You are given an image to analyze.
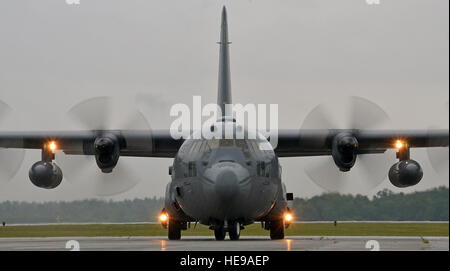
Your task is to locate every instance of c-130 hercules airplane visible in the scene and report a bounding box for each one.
[0,7,448,240]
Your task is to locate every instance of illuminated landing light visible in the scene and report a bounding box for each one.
[159,209,169,228]
[284,213,293,223]
[47,141,57,152]
[159,213,168,222]
[395,140,405,150]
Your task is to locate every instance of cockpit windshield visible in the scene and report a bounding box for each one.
[205,138,272,152]
[207,139,235,149]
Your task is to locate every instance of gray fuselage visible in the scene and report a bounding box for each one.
[164,123,287,227]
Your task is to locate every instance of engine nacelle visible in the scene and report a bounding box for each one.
[332,133,358,172]
[94,135,120,173]
[388,159,423,188]
[29,161,63,189]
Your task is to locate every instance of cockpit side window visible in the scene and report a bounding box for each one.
[256,161,266,177]
[188,161,197,177]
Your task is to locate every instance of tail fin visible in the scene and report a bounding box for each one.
[217,6,232,118]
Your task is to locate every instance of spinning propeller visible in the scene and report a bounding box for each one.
[55,96,153,196]
[0,100,25,185]
[301,96,395,193]
[427,101,449,180]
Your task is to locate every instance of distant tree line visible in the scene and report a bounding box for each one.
[0,197,165,224]
[0,187,448,223]
[292,187,449,221]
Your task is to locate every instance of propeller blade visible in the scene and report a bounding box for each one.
[357,153,394,190]
[348,96,390,129]
[303,153,394,193]
[66,96,112,130]
[0,100,25,185]
[427,147,449,179]
[54,152,92,182]
[301,96,391,193]
[56,96,153,196]
[93,160,141,196]
[304,157,348,192]
[427,101,449,180]
[0,149,25,184]
[301,103,337,129]
[135,92,173,130]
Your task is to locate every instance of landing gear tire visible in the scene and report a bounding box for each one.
[214,225,226,240]
[228,222,240,240]
[168,219,181,240]
[269,219,285,240]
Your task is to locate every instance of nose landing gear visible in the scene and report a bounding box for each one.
[213,221,241,240]
[214,225,226,240]
[228,221,241,240]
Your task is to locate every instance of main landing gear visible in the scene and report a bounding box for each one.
[214,225,226,240]
[228,221,241,240]
[269,219,285,240]
[168,218,182,240]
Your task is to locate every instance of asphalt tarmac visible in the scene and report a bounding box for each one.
[0,236,448,251]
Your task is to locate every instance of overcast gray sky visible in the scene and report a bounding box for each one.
[0,0,448,202]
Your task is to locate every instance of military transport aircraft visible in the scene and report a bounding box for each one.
[0,7,449,240]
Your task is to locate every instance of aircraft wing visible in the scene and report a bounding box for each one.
[274,129,449,157]
[2,129,448,157]
[0,129,183,158]
[1,128,448,193]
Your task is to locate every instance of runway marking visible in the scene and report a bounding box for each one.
[0,236,448,251]
[0,235,448,240]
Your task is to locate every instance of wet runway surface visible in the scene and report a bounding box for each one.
[0,236,448,251]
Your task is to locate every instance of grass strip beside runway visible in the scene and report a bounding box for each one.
[0,222,448,238]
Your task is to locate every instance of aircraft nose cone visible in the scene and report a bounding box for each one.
[214,169,238,201]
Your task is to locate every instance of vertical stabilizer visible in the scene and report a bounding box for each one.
[217,6,232,118]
